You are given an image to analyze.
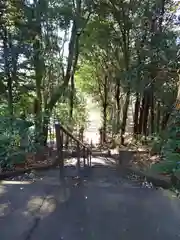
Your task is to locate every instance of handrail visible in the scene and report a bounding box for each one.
[54,122,92,177]
[58,124,91,151]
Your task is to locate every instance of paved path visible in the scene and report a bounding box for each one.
[0,157,180,240]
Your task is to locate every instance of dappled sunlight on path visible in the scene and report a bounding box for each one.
[1,166,180,239]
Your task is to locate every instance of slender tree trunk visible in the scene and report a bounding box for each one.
[115,82,120,133]
[9,32,18,106]
[121,90,130,145]
[138,96,145,134]
[102,76,108,143]
[33,1,44,144]
[42,110,50,146]
[161,109,172,130]
[150,87,155,135]
[133,92,140,137]
[134,50,141,137]
[3,28,13,117]
[47,21,79,111]
[7,69,13,117]
[66,32,80,147]
[69,74,75,120]
[142,91,150,137]
[43,124,49,146]
[65,75,75,148]
[156,101,161,133]
[69,29,79,119]
[102,103,107,143]
[42,17,82,145]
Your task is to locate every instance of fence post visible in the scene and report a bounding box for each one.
[55,124,64,174]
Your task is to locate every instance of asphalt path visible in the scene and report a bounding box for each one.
[0,157,180,240]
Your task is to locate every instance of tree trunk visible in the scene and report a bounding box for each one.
[156,101,161,133]
[3,28,13,117]
[102,76,108,143]
[47,20,79,111]
[150,88,155,135]
[133,92,140,137]
[142,91,150,137]
[69,29,79,120]
[138,96,145,134]
[69,74,75,120]
[42,111,50,146]
[121,90,130,145]
[66,32,80,147]
[32,1,44,144]
[115,82,120,133]
[161,108,172,131]
[102,103,107,143]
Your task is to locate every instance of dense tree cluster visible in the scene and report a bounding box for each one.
[0,0,180,174]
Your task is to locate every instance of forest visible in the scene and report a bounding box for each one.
[0,0,180,177]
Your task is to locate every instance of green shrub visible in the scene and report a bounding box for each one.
[151,109,180,175]
[0,117,33,170]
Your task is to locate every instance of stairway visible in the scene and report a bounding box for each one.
[1,152,180,240]
[84,98,101,145]
[1,116,180,240]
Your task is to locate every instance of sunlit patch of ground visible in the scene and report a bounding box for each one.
[0,185,12,217]
[65,158,78,166]
[26,196,44,214]
[0,203,11,217]
[24,195,57,219]
[1,180,32,185]
[90,157,116,166]
[0,185,7,196]
[64,157,116,167]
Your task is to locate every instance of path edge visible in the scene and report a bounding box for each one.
[0,162,57,180]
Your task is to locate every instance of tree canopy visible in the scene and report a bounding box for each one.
[0,0,180,174]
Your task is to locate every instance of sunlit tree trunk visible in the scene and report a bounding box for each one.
[115,82,121,133]
[150,87,155,135]
[133,92,140,137]
[121,90,130,145]
[102,76,108,143]
[142,91,150,137]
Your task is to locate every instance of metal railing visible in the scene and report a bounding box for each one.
[54,123,92,177]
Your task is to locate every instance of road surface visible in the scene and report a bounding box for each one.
[0,157,180,240]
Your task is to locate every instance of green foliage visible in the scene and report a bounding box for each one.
[0,0,91,150]
[152,109,180,174]
[151,136,164,155]
[54,88,88,130]
[0,0,180,169]
[0,116,34,170]
[76,62,98,97]
[150,130,169,154]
